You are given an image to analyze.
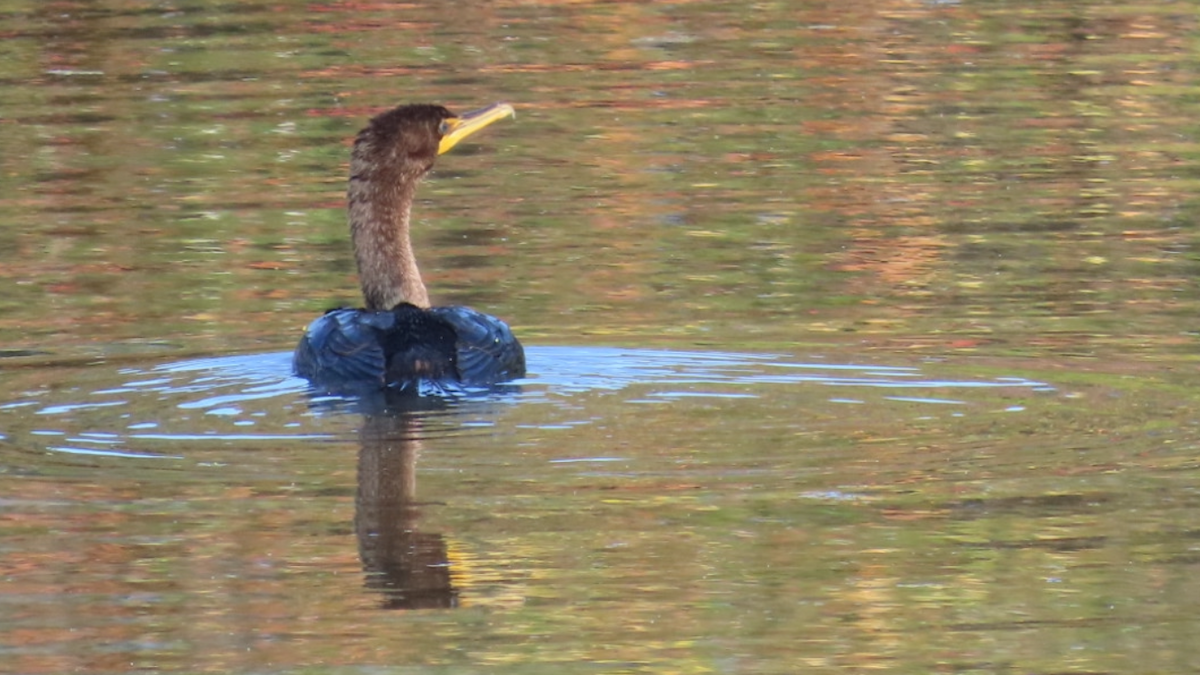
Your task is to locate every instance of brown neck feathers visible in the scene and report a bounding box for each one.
[347,132,433,311]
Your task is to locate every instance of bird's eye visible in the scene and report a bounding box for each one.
[438,121,450,136]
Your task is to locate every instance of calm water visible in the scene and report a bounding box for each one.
[2,1,1200,673]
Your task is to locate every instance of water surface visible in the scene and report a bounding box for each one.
[2,1,1200,673]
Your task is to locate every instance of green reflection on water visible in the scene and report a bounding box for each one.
[1,0,1197,359]
[2,0,1200,673]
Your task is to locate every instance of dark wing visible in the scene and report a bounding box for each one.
[430,305,526,385]
[295,305,523,392]
[293,308,389,389]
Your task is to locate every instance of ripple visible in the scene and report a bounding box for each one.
[0,346,1055,463]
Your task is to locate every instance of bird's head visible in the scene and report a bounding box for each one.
[356,102,515,178]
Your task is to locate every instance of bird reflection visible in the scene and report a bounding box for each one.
[355,411,457,610]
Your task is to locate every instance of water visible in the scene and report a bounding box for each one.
[1,347,1076,672]
[0,347,1051,461]
[3,1,1200,673]
[3,347,1195,673]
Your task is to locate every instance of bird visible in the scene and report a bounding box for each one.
[293,103,525,394]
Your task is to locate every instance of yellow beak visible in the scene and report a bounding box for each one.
[438,103,516,155]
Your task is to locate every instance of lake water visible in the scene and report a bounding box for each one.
[2,1,1200,673]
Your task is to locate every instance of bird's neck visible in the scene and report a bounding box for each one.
[348,167,431,311]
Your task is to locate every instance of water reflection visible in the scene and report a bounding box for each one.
[3,0,1200,670]
[356,411,457,610]
[0,347,1053,464]
[0,345,1060,616]
[0,346,1059,614]
[7,342,1193,672]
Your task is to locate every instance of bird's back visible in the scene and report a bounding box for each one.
[293,304,525,393]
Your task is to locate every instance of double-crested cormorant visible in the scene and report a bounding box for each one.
[293,103,525,393]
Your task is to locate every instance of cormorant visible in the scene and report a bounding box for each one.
[293,103,525,393]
